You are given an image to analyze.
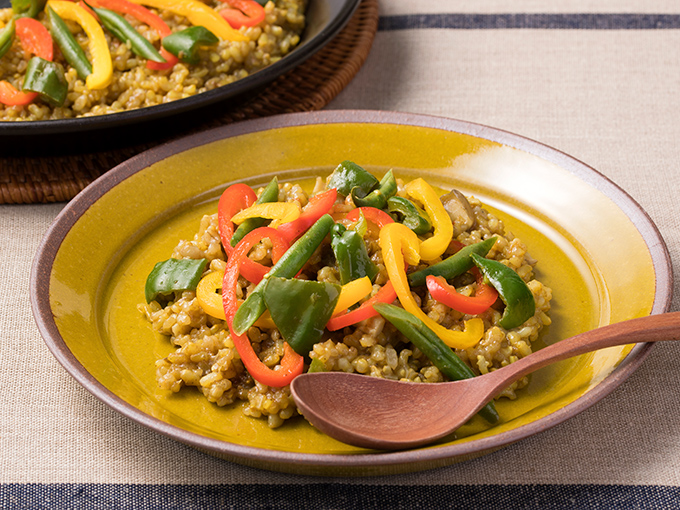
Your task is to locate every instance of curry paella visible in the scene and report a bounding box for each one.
[138,162,553,429]
[0,0,305,120]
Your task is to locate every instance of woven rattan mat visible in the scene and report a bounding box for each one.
[1,0,378,204]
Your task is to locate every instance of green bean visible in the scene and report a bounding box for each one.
[90,4,165,63]
[408,236,497,287]
[0,19,16,60]
[374,302,499,424]
[47,5,92,80]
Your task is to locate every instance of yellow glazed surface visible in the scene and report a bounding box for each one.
[44,117,663,473]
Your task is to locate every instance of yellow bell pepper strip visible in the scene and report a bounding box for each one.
[222,227,303,387]
[231,176,279,247]
[326,281,397,331]
[404,178,453,262]
[127,0,248,41]
[331,276,373,316]
[195,270,275,328]
[231,201,301,228]
[379,222,484,349]
[47,0,113,89]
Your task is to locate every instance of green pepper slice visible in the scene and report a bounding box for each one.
[351,169,397,209]
[471,253,535,330]
[0,19,16,59]
[373,302,499,424]
[13,0,47,18]
[47,5,92,80]
[326,160,379,198]
[162,26,218,65]
[387,195,432,235]
[231,177,279,247]
[90,3,165,63]
[232,214,336,335]
[263,277,341,356]
[408,236,497,287]
[22,56,68,106]
[144,258,207,303]
[330,223,379,285]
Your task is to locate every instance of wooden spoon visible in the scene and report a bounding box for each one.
[290,311,680,450]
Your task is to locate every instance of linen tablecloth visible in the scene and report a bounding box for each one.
[3,0,680,508]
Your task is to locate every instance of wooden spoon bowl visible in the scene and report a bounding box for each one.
[291,312,680,450]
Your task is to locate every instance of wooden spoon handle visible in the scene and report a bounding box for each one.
[483,311,680,398]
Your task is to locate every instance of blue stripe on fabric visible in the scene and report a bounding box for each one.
[378,14,680,31]
[2,483,680,509]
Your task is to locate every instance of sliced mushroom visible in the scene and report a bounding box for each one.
[441,189,476,236]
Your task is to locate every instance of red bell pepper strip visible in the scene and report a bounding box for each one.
[426,268,499,315]
[219,0,265,28]
[218,183,258,253]
[0,82,37,106]
[345,206,394,229]
[16,18,54,61]
[0,18,54,106]
[222,227,304,387]
[217,182,294,283]
[276,188,337,243]
[89,0,179,69]
[326,281,397,331]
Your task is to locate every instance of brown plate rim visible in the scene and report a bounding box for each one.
[30,110,674,474]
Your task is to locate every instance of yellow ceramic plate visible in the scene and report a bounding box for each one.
[31,111,672,476]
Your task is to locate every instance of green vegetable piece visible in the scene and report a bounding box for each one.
[12,0,30,15]
[471,253,535,330]
[351,169,397,209]
[330,223,379,285]
[26,0,47,18]
[162,26,218,65]
[91,4,165,63]
[326,160,379,198]
[23,57,68,106]
[0,19,16,60]
[408,236,497,288]
[231,177,279,247]
[144,258,207,303]
[13,0,47,18]
[307,358,327,373]
[47,6,92,79]
[232,214,336,335]
[387,195,432,235]
[264,277,341,356]
[373,302,499,425]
